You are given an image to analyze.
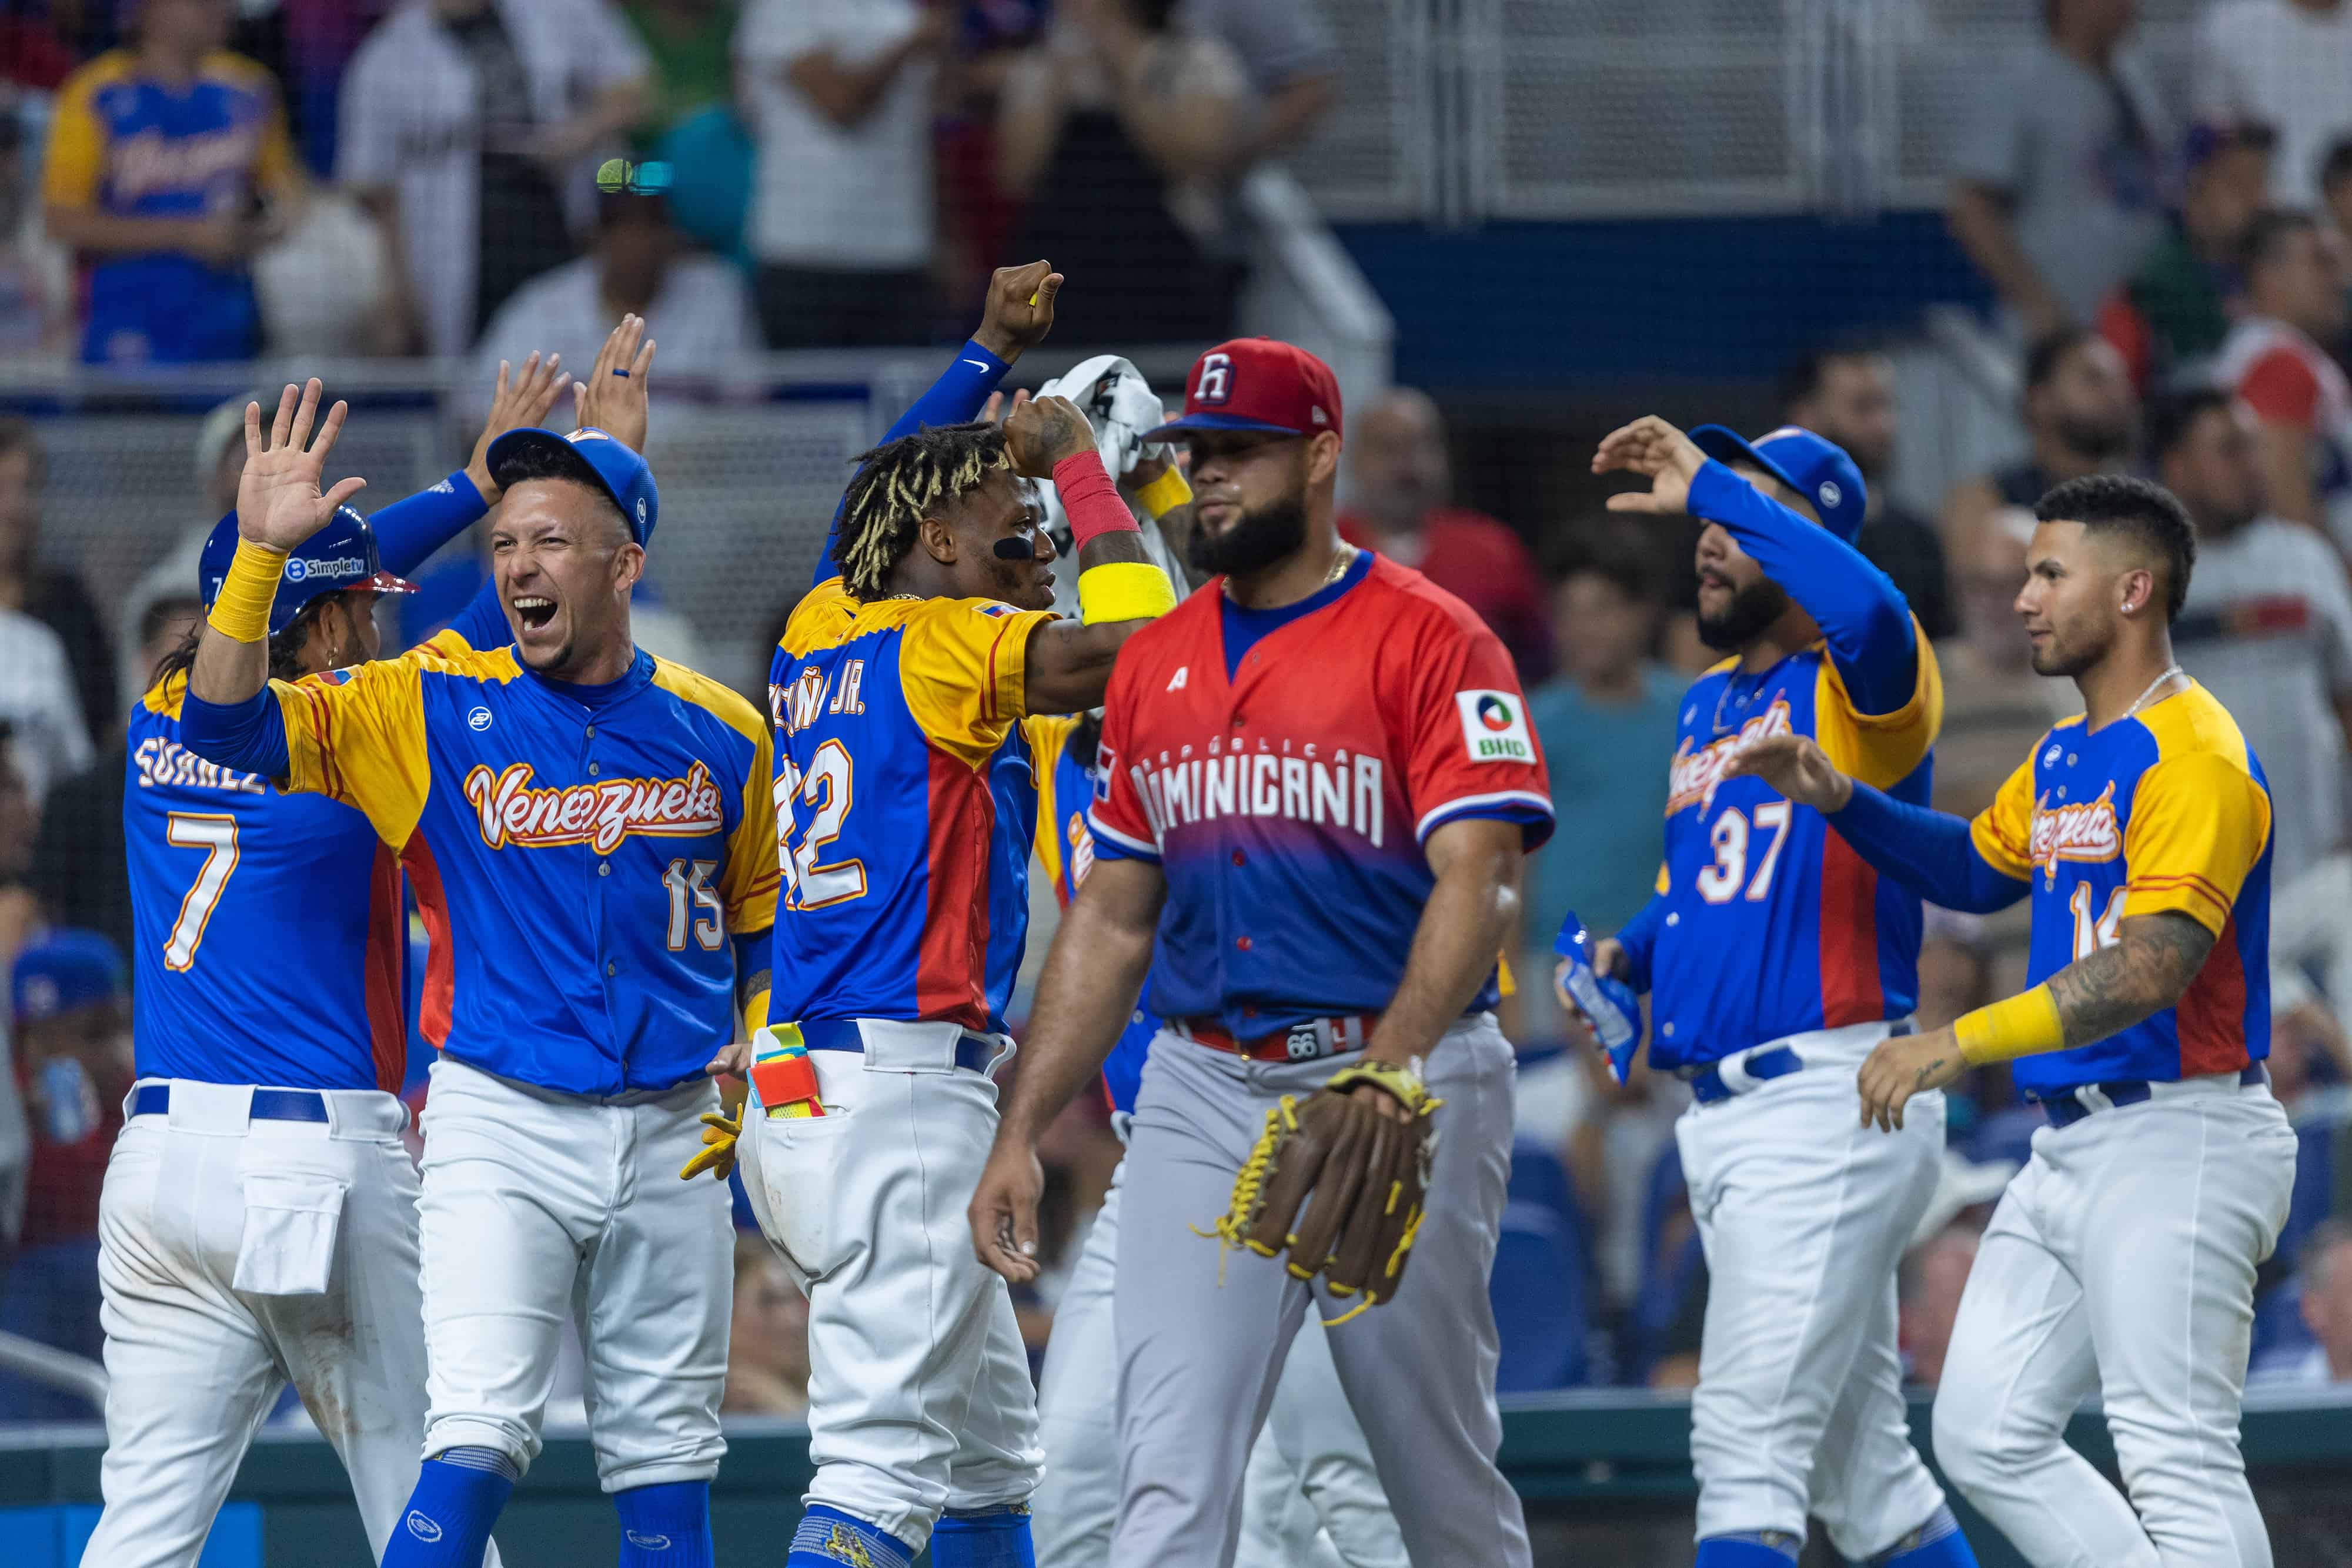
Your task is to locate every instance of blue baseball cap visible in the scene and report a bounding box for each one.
[199,507,417,637]
[13,930,126,1023]
[1688,425,1867,544]
[486,426,659,546]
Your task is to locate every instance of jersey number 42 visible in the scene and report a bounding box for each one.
[773,741,868,910]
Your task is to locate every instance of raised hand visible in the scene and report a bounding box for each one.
[1003,393,1094,479]
[236,380,366,552]
[973,259,1063,363]
[466,351,571,504]
[1719,731,1853,812]
[1593,414,1710,517]
[570,313,656,453]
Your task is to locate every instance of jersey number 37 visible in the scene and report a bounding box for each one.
[774,741,868,910]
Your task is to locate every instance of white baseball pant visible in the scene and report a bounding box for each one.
[1674,1020,1952,1559]
[1111,1017,1531,1568]
[1031,1160,1407,1568]
[81,1078,498,1568]
[733,1021,1043,1556]
[1929,1071,2296,1568]
[414,1056,731,1490]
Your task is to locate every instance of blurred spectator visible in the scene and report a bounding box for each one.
[1522,544,1678,972]
[1337,388,1551,681]
[2214,209,2352,544]
[623,0,738,144]
[1898,1225,1980,1390]
[0,11,77,92]
[0,598,91,806]
[2194,0,2352,205]
[472,190,756,402]
[1175,0,1337,162]
[39,0,308,364]
[995,0,1248,347]
[0,90,73,357]
[2250,1219,2352,1387]
[339,0,654,357]
[737,0,944,348]
[1939,327,2138,565]
[0,726,31,1253]
[723,1232,811,1416]
[26,596,195,961]
[1779,342,1955,638]
[2155,386,2352,881]
[2327,138,2352,253]
[1930,505,2080,823]
[1946,0,2170,340]
[113,394,243,716]
[2100,121,2276,390]
[2261,967,2352,1114]
[0,421,111,738]
[1915,908,1993,1037]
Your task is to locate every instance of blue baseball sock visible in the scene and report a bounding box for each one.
[614,1480,714,1567]
[1694,1532,1802,1568]
[1868,1504,1980,1567]
[787,1503,917,1568]
[928,1503,1037,1568]
[380,1447,517,1567]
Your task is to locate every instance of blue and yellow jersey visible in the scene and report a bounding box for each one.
[769,577,1063,1034]
[1032,713,1156,1115]
[1972,683,2272,1094]
[41,49,293,363]
[125,675,406,1094]
[218,643,777,1095]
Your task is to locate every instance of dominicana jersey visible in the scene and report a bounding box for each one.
[1629,462,1944,1071]
[769,578,1065,1033]
[1971,682,2272,1095]
[1032,714,1156,1116]
[1087,552,1553,1036]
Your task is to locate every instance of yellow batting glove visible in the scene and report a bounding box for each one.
[679,1075,749,1182]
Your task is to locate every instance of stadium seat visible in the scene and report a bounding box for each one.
[1506,1139,1575,1221]
[1489,1201,1589,1392]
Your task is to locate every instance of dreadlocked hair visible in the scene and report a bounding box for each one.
[833,422,1012,599]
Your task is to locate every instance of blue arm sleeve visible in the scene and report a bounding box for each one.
[733,930,770,992]
[1612,894,1668,994]
[810,339,1010,587]
[369,470,489,579]
[179,686,290,780]
[441,580,512,653]
[1828,782,2030,914]
[1686,460,1917,716]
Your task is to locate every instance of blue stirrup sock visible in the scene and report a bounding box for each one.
[788,1503,918,1568]
[380,1447,518,1567]
[928,1503,1037,1568]
[1695,1532,1802,1567]
[1869,1505,1979,1567]
[614,1480,714,1566]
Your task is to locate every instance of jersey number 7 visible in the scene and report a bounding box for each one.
[774,740,868,910]
[162,813,240,970]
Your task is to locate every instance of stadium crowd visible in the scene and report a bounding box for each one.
[4,0,2352,1437]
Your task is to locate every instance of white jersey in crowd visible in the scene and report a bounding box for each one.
[2215,316,2352,553]
[0,606,93,801]
[470,255,761,409]
[2194,0,2352,203]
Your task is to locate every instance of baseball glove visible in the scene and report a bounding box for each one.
[1204,1059,1441,1322]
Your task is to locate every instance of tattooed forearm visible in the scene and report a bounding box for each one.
[2046,912,2216,1047]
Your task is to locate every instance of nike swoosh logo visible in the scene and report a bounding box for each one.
[963,359,991,370]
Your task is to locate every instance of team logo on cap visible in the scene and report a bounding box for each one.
[1196,352,1234,404]
[637,498,647,526]
[1818,481,1842,509]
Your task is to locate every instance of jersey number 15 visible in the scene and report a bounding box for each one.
[774,740,868,910]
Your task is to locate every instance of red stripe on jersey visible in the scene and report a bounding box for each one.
[400,834,457,1048]
[2174,913,2251,1078]
[363,841,407,1093]
[914,747,991,1029]
[1818,831,1883,1028]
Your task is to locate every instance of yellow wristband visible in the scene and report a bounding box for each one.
[1953,984,2064,1065]
[1132,466,1192,521]
[205,540,290,644]
[1078,560,1178,626]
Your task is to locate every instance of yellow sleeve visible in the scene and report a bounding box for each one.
[1812,620,1943,790]
[2120,750,2271,935]
[898,599,1060,770]
[274,657,433,848]
[721,720,781,939]
[1653,862,1669,896]
[1968,750,2040,882]
[1026,713,1076,888]
[41,64,108,209]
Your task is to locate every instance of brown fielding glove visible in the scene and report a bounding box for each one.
[1206,1059,1440,1322]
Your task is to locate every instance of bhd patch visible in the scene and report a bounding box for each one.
[1455,690,1532,763]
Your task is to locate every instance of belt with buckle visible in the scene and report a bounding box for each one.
[129,1084,329,1122]
[1683,1020,1916,1106]
[1174,1014,1378,1064]
[2037,1063,2267,1129]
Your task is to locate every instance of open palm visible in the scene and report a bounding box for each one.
[236,379,367,551]
[1593,414,1708,516]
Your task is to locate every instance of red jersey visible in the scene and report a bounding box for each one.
[1088,551,1553,1035]
[1338,507,1552,681]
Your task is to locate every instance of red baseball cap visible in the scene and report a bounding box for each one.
[1148,338,1343,442]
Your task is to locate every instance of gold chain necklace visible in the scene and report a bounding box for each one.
[1223,543,1356,603]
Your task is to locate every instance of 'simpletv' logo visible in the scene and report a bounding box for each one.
[1456,690,1532,763]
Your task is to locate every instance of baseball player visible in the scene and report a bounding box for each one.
[968,338,1552,1568]
[173,373,777,1568]
[1729,474,2297,1568]
[718,263,1180,1568]
[1562,416,1976,1568]
[81,353,570,1568]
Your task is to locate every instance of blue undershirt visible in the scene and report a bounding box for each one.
[1217,549,1373,680]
